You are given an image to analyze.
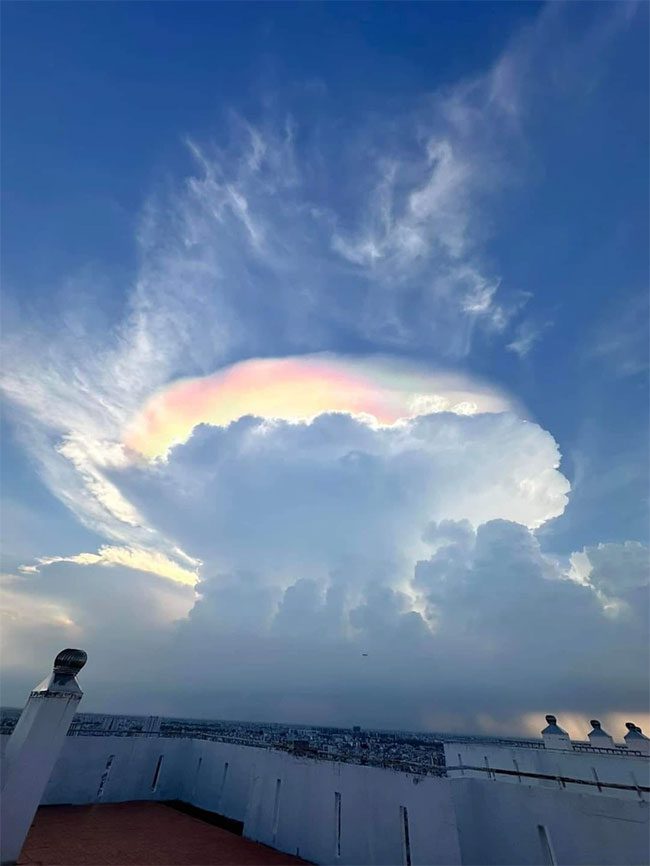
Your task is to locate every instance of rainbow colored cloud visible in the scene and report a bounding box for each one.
[124,354,513,460]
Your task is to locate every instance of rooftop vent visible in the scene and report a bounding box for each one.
[587,719,614,748]
[624,722,650,754]
[541,714,572,750]
[54,649,87,677]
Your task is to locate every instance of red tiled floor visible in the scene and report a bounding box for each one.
[18,802,310,865]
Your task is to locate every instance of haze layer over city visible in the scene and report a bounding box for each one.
[1,1,648,739]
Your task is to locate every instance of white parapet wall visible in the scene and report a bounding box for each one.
[1,732,648,866]
[41,735,189,805]
[184,738,462,865]
[451,777,650,866]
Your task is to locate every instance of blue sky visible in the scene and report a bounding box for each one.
[1,2,648,736]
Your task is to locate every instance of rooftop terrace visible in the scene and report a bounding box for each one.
[18,803,309,866]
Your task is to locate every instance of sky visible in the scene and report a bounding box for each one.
[1,1,648,739]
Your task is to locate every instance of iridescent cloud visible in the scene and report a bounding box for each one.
[124,355,514,460]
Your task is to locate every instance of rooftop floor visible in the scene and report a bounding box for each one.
[18,803,310,865]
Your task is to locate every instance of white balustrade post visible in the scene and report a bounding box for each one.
[0,648,87,865]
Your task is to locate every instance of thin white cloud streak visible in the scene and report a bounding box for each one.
[20,545,200,588]
[507,319,551,358]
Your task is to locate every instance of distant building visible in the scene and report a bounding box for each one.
[144,716,162,734]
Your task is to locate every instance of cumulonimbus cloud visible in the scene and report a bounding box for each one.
[0,1,571,574]
[114,410,570,586]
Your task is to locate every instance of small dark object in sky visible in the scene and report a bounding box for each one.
[361,653,368,657]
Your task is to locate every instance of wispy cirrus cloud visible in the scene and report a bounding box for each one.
[585,292,649,378]
[507,319,552,358]
[329,117,511,352]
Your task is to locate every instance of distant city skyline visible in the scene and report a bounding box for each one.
[1,1,648,735]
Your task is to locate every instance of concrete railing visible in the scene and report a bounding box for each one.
[446,763,650,796]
